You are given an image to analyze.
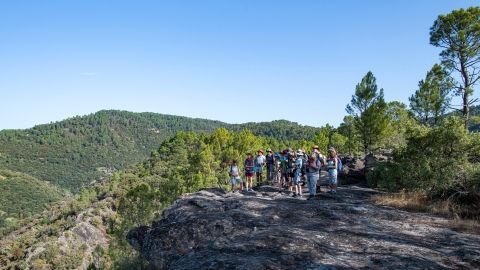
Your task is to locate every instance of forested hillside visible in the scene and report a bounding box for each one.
[231,120,321,141]
[2,117,478,268]
[0,170,66,231]
[0,110,319,192]
[0,129,290,269]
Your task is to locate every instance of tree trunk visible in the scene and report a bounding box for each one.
[464,91,470,130]
[460,55,470,131]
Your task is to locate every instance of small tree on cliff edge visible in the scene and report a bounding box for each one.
[346,71,389,154]
[430,6,480,130]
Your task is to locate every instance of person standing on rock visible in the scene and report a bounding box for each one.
[254,149,266,187]
[306,154,321,199]
[229,160,243,192]
[311,145,325,165]
[326,148,339,194]
[287,151,296,193]
[244,153,255,192]
[293,150,304,197]
[265,149,275,184]
[279,150,289,188]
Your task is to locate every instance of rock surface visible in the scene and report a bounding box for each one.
[128,186,480,270]
[341,157,365,184]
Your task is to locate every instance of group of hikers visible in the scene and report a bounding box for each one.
[228,146,342,199]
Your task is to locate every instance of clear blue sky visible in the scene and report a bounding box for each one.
[1,0,479,130]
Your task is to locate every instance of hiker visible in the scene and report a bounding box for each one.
[244,153,255,192]
[311,145,325,164]
[274,153,282,185]
[326,148,339,194]
[254,149,266,186]
[279,150,289,188]
[229,160,243,192]
[265,149,276,183]
[293,150,304,197]
[300,149,308,180]
[286,151,296,192]
[306,154,321,199]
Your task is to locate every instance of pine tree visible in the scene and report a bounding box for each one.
[430,7,480,130]
[346,71,389,154]
[409,64,452,125]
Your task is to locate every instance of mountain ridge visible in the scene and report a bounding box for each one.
[0,110,320,193]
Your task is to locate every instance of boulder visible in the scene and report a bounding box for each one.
[127,186,480,270]
[364,152,392,173]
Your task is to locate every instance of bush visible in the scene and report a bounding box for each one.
[368,117,479,195]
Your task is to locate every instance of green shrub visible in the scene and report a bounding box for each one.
[368,117,479,195]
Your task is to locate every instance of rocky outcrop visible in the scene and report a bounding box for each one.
[0,198,114,270]
[364,152,392,173]
[127,186,480,270]
[340,153,392,184]
[341,157,365,184]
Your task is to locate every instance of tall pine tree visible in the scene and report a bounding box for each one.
[346,71,389,154]
[430,7,480,130]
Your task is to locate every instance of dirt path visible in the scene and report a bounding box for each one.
[128,185,480,269]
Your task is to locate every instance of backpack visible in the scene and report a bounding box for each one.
[287,157,296,173]
[301,156,307,176]
[280,156,287,173]
[337,157,343,173]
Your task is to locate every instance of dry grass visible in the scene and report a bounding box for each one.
[373,191,480,234]
[373,191,432,213]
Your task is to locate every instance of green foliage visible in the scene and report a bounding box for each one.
[0,110,321,193]
[0,170,66,231]
[232,120,321,143]
[409,64,452,125]
[430,6,480,129]
[368,117,479,195]
[311,125,347,155]
[346,71,390,154]
[337,116,363,156]
[383,101,421,150]
[0,110,228,192]
[104,128,288,267]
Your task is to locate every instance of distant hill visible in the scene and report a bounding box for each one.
[231,120,320,141]
[0,110,320,192]
[0,110,228,191]
[0,170,65,221]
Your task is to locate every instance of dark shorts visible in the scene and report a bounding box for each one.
[245,172,254,177]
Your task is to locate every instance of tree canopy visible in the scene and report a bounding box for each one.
[430,6,480,129]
